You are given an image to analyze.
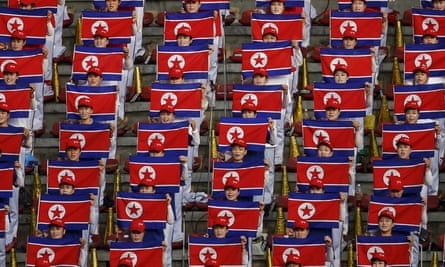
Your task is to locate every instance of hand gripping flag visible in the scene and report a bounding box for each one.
[382,122,436,159]
[287,192,341,229]
[272,236,327,267]
[207,199,260,238]
[0,84,32,119]
[37,194,91,230]
[66,84,118,122]
[128,155,181,193]
[302,119,355,157]
[0,49,44,84]
[8,0,58,12]
[313,82,366,119]
[27,237,81,267]
[412,8,445,44]
[368,195,423,233]
[164,12,215,46]
[218,117,269,152]
[404,44,445,83]
[212,160,266,198]
[296,156,350,193]
[116,192,168,230]
[0,161,13,199]
[338,0,388,10]
[330,11,383,47]
[188,236,244,267]
[373,158,426,195]
[232,84,283,119]
[109,241,164,267]
[356,235,411,267]
[136,121,189,156]
[0,8,48,45]
[0,126,23,162]
[157,45,209,80]
[393,84,445,121]
[81,11,133,45]
[256,0,304,8]
[93,0,144,9]
[320,48,373,84]
[46,160,101,196]
[251,13,303,42]
[59,123,111,160]
[183,0,230,11]
[242,41,293,79]
[72,45,124,81]
[150,82,202,118]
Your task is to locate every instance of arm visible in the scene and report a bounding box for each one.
[166,194,174,225]
[267,118,277,145]
[352,120,363,148]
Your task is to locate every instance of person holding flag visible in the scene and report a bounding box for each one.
[285,254,303,267]
[370,252,388,267]
[421,29,439,45]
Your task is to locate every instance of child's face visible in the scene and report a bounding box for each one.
[404,109,419,124]
[352,0,366,12]
[94,36,109,48]
[87,73,102,86]
[10,38,25,51]
[78,106,93,121]
[317,145,333,158]
[106,0,121,12]
[253,75,267,85]
[49,225,65,239]
[212,225,229,238]
[262,34,277,43]
[185,0,201,13]
[342,37,357,49]
[231,145,247,162]
[270,1,285,14]
[414,71,428,85]
[3,72,18,85]
[176,35,192,47]
[59,183,75,195]
[433,0,445,11]
[334,70,349,84]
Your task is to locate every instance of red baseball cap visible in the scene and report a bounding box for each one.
[396,136,411,147]
[130,219,145,232]
[423,28,438,38]
[286,254,302,265]
[160,104,175,113]
[342,29,357,39]
[11,30,26,40]
[118,257,134,267]
[87,66,102,77]
[271,0,286,2]
[0,102,9,112]
[310,178,324,189]
[149,138,164,152]
[35,257,51,267]
[388,177,403,191]
[204,259,219,267]
[231,138,247,148]
[413,65,429,75]
[263,26,278,37]
[317,140,333,150]
[253,68,268,77]
[94,29,109,38]
[60,175,75,187]
[404,100,420,111]
[177,26,192,37]
[379,209,395,220]
[292,219,309,230]
[66,139,81,150]
[139,177,156,187]
[371,252,387,263]
[224,178,240,189]
[20,0,35,5]
[168,67,183,79]
[325,98,340,109]
[49,218,65,228]
[3,62,18,74]
[241,101,257,111]
[212,216,229,228]
[78,97,93,108]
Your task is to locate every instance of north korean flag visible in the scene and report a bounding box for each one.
[212,160,265,198]
[46,160,101,195]
[242,41,293,79]
[0,162,13,199]
[164,12,215,46]
[393,84,445,121]
[218,117,269,152]
[136,121,189,156]
[251,13,303,42]
[320,48,373,84]
[302,119,355,157]
[272,237,326,267]
[37,194,90,230]
[8,0,58,12]
[368,195,423,233]
[150,82,202,118]
[72,45,124,81]
[412,9,445,44]
[66,84,118,122]
[0,126,23,162]
[337,0,388,10]
[184,0,230,11]
[287,192,341,229]
[356,236,411,267]
[404,44,445,82]
[116,192,168,230]
[0,49,44,84]
[0,203,5,238]
[313,82,366,119]
[0,85,32,119]
[128,155,181,193]
[232,84,283,119]
[27,237,81,267]
[207,199,260,238]
[296,156,350,193]
[109,241,164,267]
[382,122,436,159]
[0,8,47,45]
[188,236,244,267]
[93,0,144,9]
[81,11,133,45]
[157,45,209,80]
[373,158,426,195]
[59,123,111,160]
[256,0,304,8]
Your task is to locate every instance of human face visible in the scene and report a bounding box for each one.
[294,228,309,238]
[390,190,403,198]
[177,35,192,47]
[378,216,394,235]
[0,110,10,126]
[59,184,75,195]
[352,0,366,12]
[404,109,419,124]
[3,72,18,85]
[185,0,201,13]
[149,150,165,157]
[10,38,25,51]
[87,73,102,86]
[309,186,324,194]
[139,185,155,193]
[49,225,65,239]
[414,71,428,85]
[371,260,387,267]
[270,1,285,14]
[78,106,93,121]
[160,111,175,123]
[325,107,340,121]
[94,36,109,48]
[231,145,247,162]
[224,187,240,201]
[169,77,184,84]
[397,144,411,160]
[106,0,121,12]
[253,75,267,85]
[286,264,302,267]
[423,35,439,44]
[334,70,349,84]
[317,145,333,157]
[20,3,34,9]
[66,147,81,161]
[130,230,144,242]
[213,225,229,238]
[343,37,357,49]
[242,110,256,119]
[433,0,445,10]
[262,34,277,43]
